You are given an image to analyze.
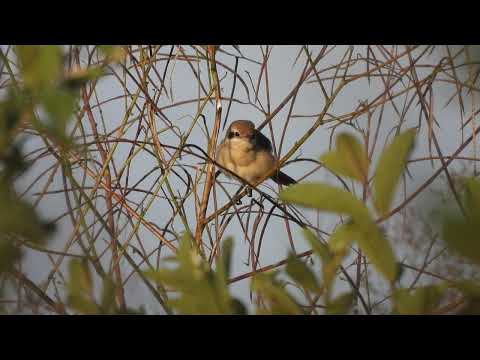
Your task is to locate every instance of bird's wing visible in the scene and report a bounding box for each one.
[254,130,273,152]
[271,170,296,186]
[253,130,297,185]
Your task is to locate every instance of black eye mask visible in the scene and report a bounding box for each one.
[228,131,240,139]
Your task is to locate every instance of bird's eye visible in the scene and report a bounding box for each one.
[235,132,240,137]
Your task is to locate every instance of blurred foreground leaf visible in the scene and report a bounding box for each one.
[442,178,480,265]
[144,234,245,314]
[282,184,398,282]
[302,228,332,264]
[16,45,62,90]
[393,284,446,315]
[98,45,126,63]
[326,291,355,315]
[442,217,480,264]
[373,128,416,216]
[353,224,398,282]
[286,253,321,294]
[62,66,103,91]
[251,272,303,315]
[14,45,106,149]
[0,92,32,154]
[280,183,373,226]
[320,133,369,184]
[453,280,480,314]
[0,237,21,274]
[67,259,98,315]
[463,177,480,221]
[66,259,136,315]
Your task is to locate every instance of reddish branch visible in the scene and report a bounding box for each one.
[194,46,223,254]
[76,47,126,312]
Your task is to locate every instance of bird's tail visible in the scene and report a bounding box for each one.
[271,170,296,186]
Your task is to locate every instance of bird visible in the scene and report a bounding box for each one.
[216,120,296,187]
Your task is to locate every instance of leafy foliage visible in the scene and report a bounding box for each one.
[280,183,372,225]
[373,128,417,216]
[326,292,355,315]
[280,185,398,282]
[16,45,63,90]
[2,45,480,316]
[0,45,112,312]
[303,227,346,296]
[286,253,321,294]
[145,234,246,314]
[453,280,480,314]
[392,284,446,315]
[251,272,303,315]
[66,259,143,315]
[280,130,417,286]
[320,133,369,184]
[0,45,106,278]
[441,178,480,265]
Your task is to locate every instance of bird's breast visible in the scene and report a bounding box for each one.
[217,142,276,183]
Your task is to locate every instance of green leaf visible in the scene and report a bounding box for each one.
[440,177,480,264]
[453,281,480,314]
[144,233,236,314]
[62,66,103,91]
[354,225,398,282]
[322,223,358,294]
[464,178,480,221]
[231,298,248,315]
[67,259,98,314]
[280,183,373,227]
[326,291,355,315]
[373,128,416,216]
[67,259,93,298]
[282,183,397,282]
[0,92,30,153]
[16,45,63,91]
[117,306,147,315]
[393,285,446,315]
[213,237,236,313]
[454,280,480,299]
[321,219,398,284]
[302,228,332,263]
[40,88,76,137]
[442,216,480,264]
[286,253,320,293]
[302,228,338,295]
[67,294,99,315]
[329,221,357,254]
[0,144,30,181]
[320,133,369,183]
[0,237,21,273]
[216,237,234,284]
[97,46,126,63]
[0,287,5,314]
[456,299,480,315]
[0,185,52,244]
[100,276,116,314]
[251,273,303,315]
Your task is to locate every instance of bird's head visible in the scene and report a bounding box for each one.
[226,120,256,148]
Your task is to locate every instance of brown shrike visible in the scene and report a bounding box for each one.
[216,120,296,187]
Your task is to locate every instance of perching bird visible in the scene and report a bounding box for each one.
[216,120,296,186]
